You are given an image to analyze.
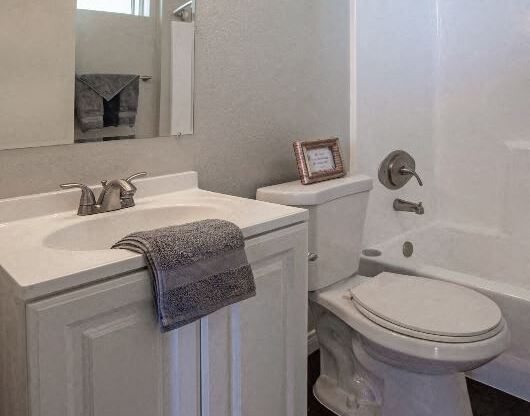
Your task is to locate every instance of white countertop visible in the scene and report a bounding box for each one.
[0,172,307,300]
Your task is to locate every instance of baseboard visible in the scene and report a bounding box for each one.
[308,329,319,355]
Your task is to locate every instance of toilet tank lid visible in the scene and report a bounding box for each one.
[256,175,373,206]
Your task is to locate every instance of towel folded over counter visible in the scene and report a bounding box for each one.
[112,219,256,332]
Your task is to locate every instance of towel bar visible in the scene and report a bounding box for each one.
[173,1,193,21]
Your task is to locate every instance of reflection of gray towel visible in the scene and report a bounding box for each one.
[75,78,104,131]
[112,219,256,332]
[75,74,140,131]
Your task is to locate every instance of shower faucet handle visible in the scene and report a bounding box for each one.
[378,150,423,189]
[399,167,423,187]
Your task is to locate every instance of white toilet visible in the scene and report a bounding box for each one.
[257,175,509,416]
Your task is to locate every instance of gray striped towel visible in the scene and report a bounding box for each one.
[112,219,256,332]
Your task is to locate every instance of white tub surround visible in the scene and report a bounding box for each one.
[0,171,309,416]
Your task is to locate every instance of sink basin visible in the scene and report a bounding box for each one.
[44,205,229,251]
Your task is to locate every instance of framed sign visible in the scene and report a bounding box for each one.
[293,137,345,185]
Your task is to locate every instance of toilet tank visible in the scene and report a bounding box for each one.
[257,175,372,291]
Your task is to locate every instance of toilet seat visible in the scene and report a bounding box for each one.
[353,301,504,343]
[311,273,510,372]
[350,273,503,344]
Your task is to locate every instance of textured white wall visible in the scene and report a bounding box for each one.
[353,0,438,246]
[0,0,350,199]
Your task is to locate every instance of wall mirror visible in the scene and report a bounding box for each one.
[0,0,195,150]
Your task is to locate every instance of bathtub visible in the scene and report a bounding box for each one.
[359,223,530,401]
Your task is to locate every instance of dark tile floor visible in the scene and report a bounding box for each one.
[307,351,530,416]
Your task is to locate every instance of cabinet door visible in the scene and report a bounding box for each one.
[201,223,308,416]
[27,271,200,416]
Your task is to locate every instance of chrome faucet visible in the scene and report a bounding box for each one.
[60,172,147,216]
[393,199,424,215]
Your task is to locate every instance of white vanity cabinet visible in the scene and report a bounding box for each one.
[24,223,308,416]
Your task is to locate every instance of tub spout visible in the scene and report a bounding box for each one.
[393,199,424,215]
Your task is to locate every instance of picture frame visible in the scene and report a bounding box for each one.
[293,137,345,185]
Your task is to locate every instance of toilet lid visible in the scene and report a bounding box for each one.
[350,273,502,339]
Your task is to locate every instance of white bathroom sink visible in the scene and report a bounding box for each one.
[0,171,307,300]
[44,205,228,251]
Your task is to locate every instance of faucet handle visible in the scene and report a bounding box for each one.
[118,172,147,209]
[123,172,147,196]
[125,172,147,184]
[60,183,97,215]
[60,183,96,204]
[399,167,424,187]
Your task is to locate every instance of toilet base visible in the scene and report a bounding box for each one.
[313,375,380,416]
[312,303,474,416]
[313,366,473,416]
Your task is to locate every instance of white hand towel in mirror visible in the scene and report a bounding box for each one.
[170,21,195,136]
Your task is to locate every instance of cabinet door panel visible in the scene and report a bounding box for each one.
[201,223,308,416]
[27,271,200,416]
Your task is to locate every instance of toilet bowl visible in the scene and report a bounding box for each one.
[256,175,509,416]
[310,273,509,416]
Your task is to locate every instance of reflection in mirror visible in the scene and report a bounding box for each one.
[77,0,151,16]
[75,0,195,143]
[0,0,195,151]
